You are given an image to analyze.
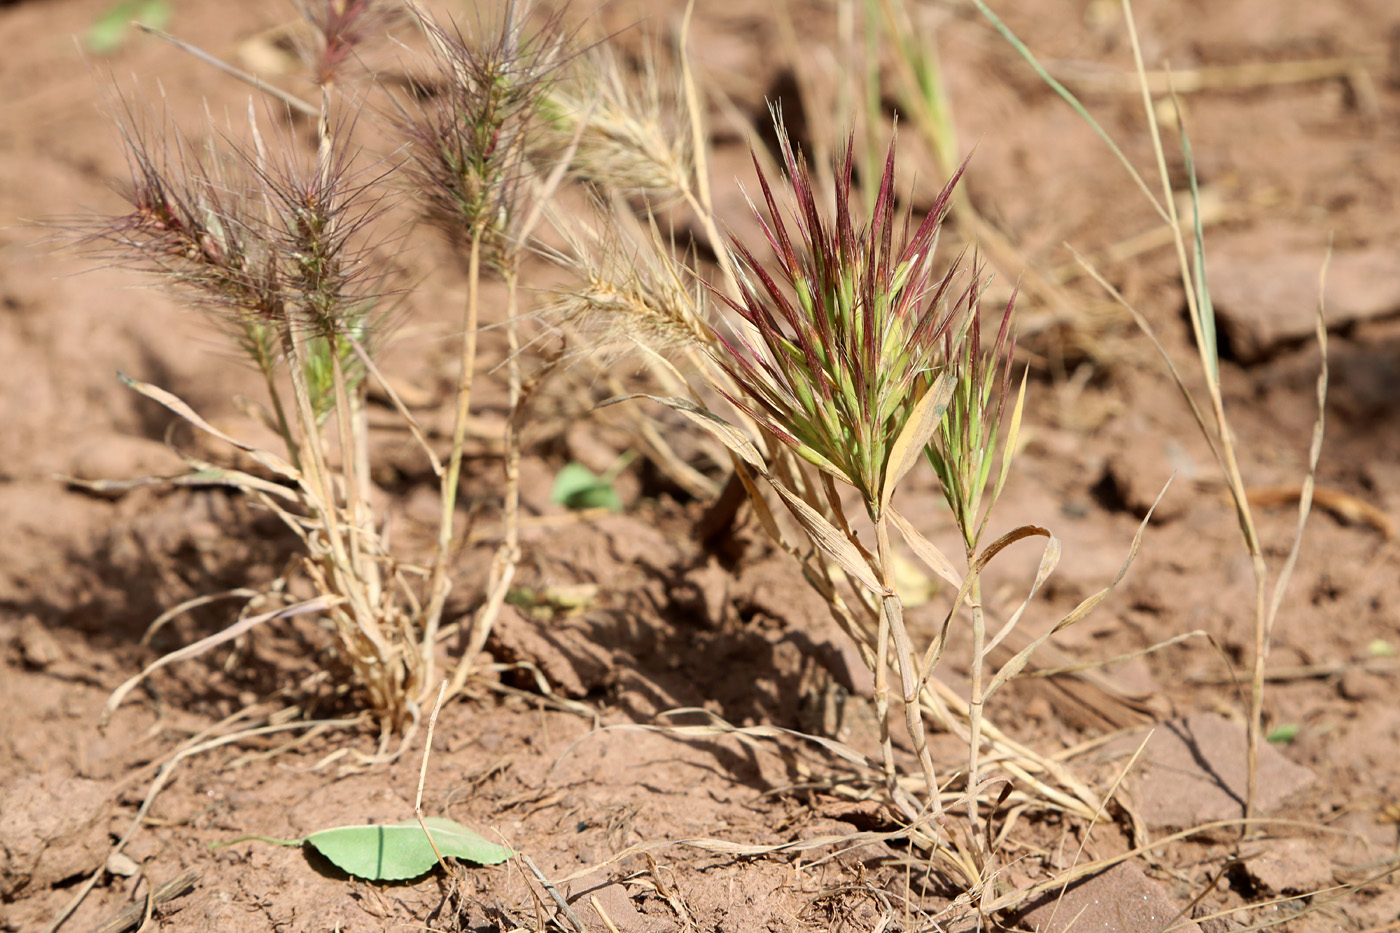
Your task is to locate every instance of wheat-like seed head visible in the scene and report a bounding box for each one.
[536,42,692,198]
[292,0,409,87]
[546,208,711,362]
[82,97,391,346]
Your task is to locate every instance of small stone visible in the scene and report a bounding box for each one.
[1209,244,1400,363]
[1013,861,1201,932]
[1192,902,1246,932]
[15,615,62,669]
[1103,713,1315,828]
[105,852,140,877]
[566,870,661,932]
[65,434,185,486]
[1098,442,1189,523]
[1238,837,1333,896]
[0,773,110,899]
[1338,669,1387,702]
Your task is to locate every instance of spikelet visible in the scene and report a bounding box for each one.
[536,41,692,199]
[545,206,710,361]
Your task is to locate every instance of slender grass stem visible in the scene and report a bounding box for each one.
[876,514,943,822]
[281,321,387,672]
[1118,0,1272,830]
[871,555,903,815]
[331,346,367,592]
[250,331,302,474]
[423,224,485,688]
[461,265,524,677]
[965,568,986,856]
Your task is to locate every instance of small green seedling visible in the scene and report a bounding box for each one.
[550,454,634,513]
[85,0,171,54]
[1266,723,1301,745]
[212,817,511,881]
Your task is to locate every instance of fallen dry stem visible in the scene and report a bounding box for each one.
[414,681,451,872]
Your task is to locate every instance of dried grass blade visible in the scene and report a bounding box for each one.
[887,506,963,588]
[734,462,787,547]
[918,524,1052,682]
[597,394,766,472]
[1249,485,1392,539]
[1022,629,1207,680]
[550,825,913,888]
[770,481,884,594]
[1266,256,1329,626]
[60,466,297,502]
[973,524,1055,579]
[984,482,1164,697]
[100,595,344,726]
[1068,249,1225,469]
[982,531,1062,658]
[1179,103,1219,382]
[119,373,299,481]
[139,589,259,646]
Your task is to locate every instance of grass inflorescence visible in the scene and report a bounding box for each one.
[713,120,971,522]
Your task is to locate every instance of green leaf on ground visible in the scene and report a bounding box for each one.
[85,0,171,54]
[212,817,511,881]
[551,461,622,512]
[1266,723,1300,745]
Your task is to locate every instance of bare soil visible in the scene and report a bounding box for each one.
[3,1,1400,931]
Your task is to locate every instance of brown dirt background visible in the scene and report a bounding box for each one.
[3,0,1400,931]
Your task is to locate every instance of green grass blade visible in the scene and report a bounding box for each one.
[971,0,1167,224]
[1178,115,1219,382]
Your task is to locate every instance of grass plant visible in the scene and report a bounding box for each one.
[85,90,424,734]
[971,0,1329,832]
[84,1,571,743]
[390,1,570,698]
[64,0,1362,928]
[553,96,1156,896]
